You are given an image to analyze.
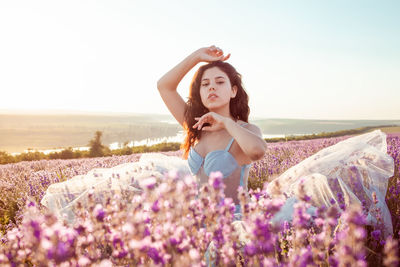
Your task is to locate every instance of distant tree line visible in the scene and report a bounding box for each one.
[0,125,396,165]
[263,125,397,143]
[0,130,181,165]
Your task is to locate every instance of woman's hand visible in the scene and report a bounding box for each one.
[193,45,231,63]
[192,112,231,131]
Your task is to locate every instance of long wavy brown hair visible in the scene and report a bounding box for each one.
[182,60,250,158]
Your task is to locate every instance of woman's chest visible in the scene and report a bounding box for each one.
[194,134,247,165]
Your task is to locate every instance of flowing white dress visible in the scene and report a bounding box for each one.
[266,129,394,237]
[40,129,394,236]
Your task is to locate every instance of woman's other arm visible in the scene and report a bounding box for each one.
[193,112,267,161]
[224,119,267,161]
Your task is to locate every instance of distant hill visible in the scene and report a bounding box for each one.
[0,112,399,154]
[253,118,400,135]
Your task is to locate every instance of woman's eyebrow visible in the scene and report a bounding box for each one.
[201,76,225,81]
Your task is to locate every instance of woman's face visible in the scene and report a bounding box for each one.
[199,67,237,111]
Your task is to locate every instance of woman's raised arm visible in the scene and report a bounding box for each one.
[157,46,230,126]
[157,52,199,126]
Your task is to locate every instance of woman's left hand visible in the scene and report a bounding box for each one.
[193,112,229,131]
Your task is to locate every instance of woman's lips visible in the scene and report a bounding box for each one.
[208,93,218,99]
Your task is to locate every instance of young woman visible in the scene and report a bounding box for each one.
[156,45,394,237]
[156,46,395,264]
[157,45,267,210]
[41,45,394,240]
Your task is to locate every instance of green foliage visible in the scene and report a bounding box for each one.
[16,151,46,162]
[0,199,18,236]
[48,147,75,160]
[56,167,69,183]
[88,131,107,157]
[133,142,181,153]
[0,150,16,164]
[111,142,181,155]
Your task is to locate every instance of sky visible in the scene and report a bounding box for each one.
[0,0,399,120]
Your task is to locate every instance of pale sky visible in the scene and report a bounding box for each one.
[1,0,399,120]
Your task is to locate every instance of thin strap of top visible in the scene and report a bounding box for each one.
[224,138,235,151]
[224,122,248,151]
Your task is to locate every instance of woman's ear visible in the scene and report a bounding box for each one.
[231,85,238,98]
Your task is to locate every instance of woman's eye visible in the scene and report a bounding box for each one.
[201,82,223,86]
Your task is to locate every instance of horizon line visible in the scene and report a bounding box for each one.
[0,108,399,121]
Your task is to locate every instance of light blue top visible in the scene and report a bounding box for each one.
[187,123,252,191]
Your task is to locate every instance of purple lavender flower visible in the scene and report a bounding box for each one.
[337,192,346,210]
[112,233,124,248]
[140,176,157,190]
[54,242,70,263]
[295,245,314,267]
[117,250,128,258]
[244,243,257,256]
[147,247,164,265]
[209,171,224,190]
[94,204,106,222]
[29,220,41,240]
[371,229,381,241]
[169,237,179,246]
[143,226,151,237]
[151,199,160,213]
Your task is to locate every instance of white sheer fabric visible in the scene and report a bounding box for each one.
[267,129,394,236]
[40,153,191,224]
[40,130,394,235]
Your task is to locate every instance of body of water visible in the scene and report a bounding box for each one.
[12,132,295,156]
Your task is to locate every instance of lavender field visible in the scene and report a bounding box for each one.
[0,132,399,266]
